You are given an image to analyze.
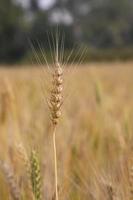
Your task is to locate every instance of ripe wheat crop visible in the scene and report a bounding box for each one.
[0,46,133,200]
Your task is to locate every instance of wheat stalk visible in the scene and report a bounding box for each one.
[128,155,133,200]
[48,34,63,200]
[0,161,21,200]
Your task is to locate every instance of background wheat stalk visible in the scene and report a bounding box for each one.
[0,161,21,200]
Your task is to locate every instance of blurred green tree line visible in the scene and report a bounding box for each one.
[1,0,133,63]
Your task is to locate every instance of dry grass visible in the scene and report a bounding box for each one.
[0,62,133,199]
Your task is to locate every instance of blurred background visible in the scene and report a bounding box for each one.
[1,0,133,63]
[1,2,133,199]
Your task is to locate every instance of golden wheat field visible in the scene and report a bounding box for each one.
[1,62,133,200]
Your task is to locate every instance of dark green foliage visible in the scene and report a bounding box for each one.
[0,0,26,62]
[2,0,133,63]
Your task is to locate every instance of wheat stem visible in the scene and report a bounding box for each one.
[53,125,59,200]
[48,33,63,200]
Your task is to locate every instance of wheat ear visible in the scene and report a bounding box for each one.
[17,143,35,200]
[30,150,42,200]
[48,43,63,200]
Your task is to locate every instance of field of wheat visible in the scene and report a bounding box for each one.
[0,62,133,200]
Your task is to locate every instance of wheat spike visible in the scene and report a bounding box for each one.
[49,61,63,126]
[17,143,35,200]
[30,150,42,200]
[48,32,63,200]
